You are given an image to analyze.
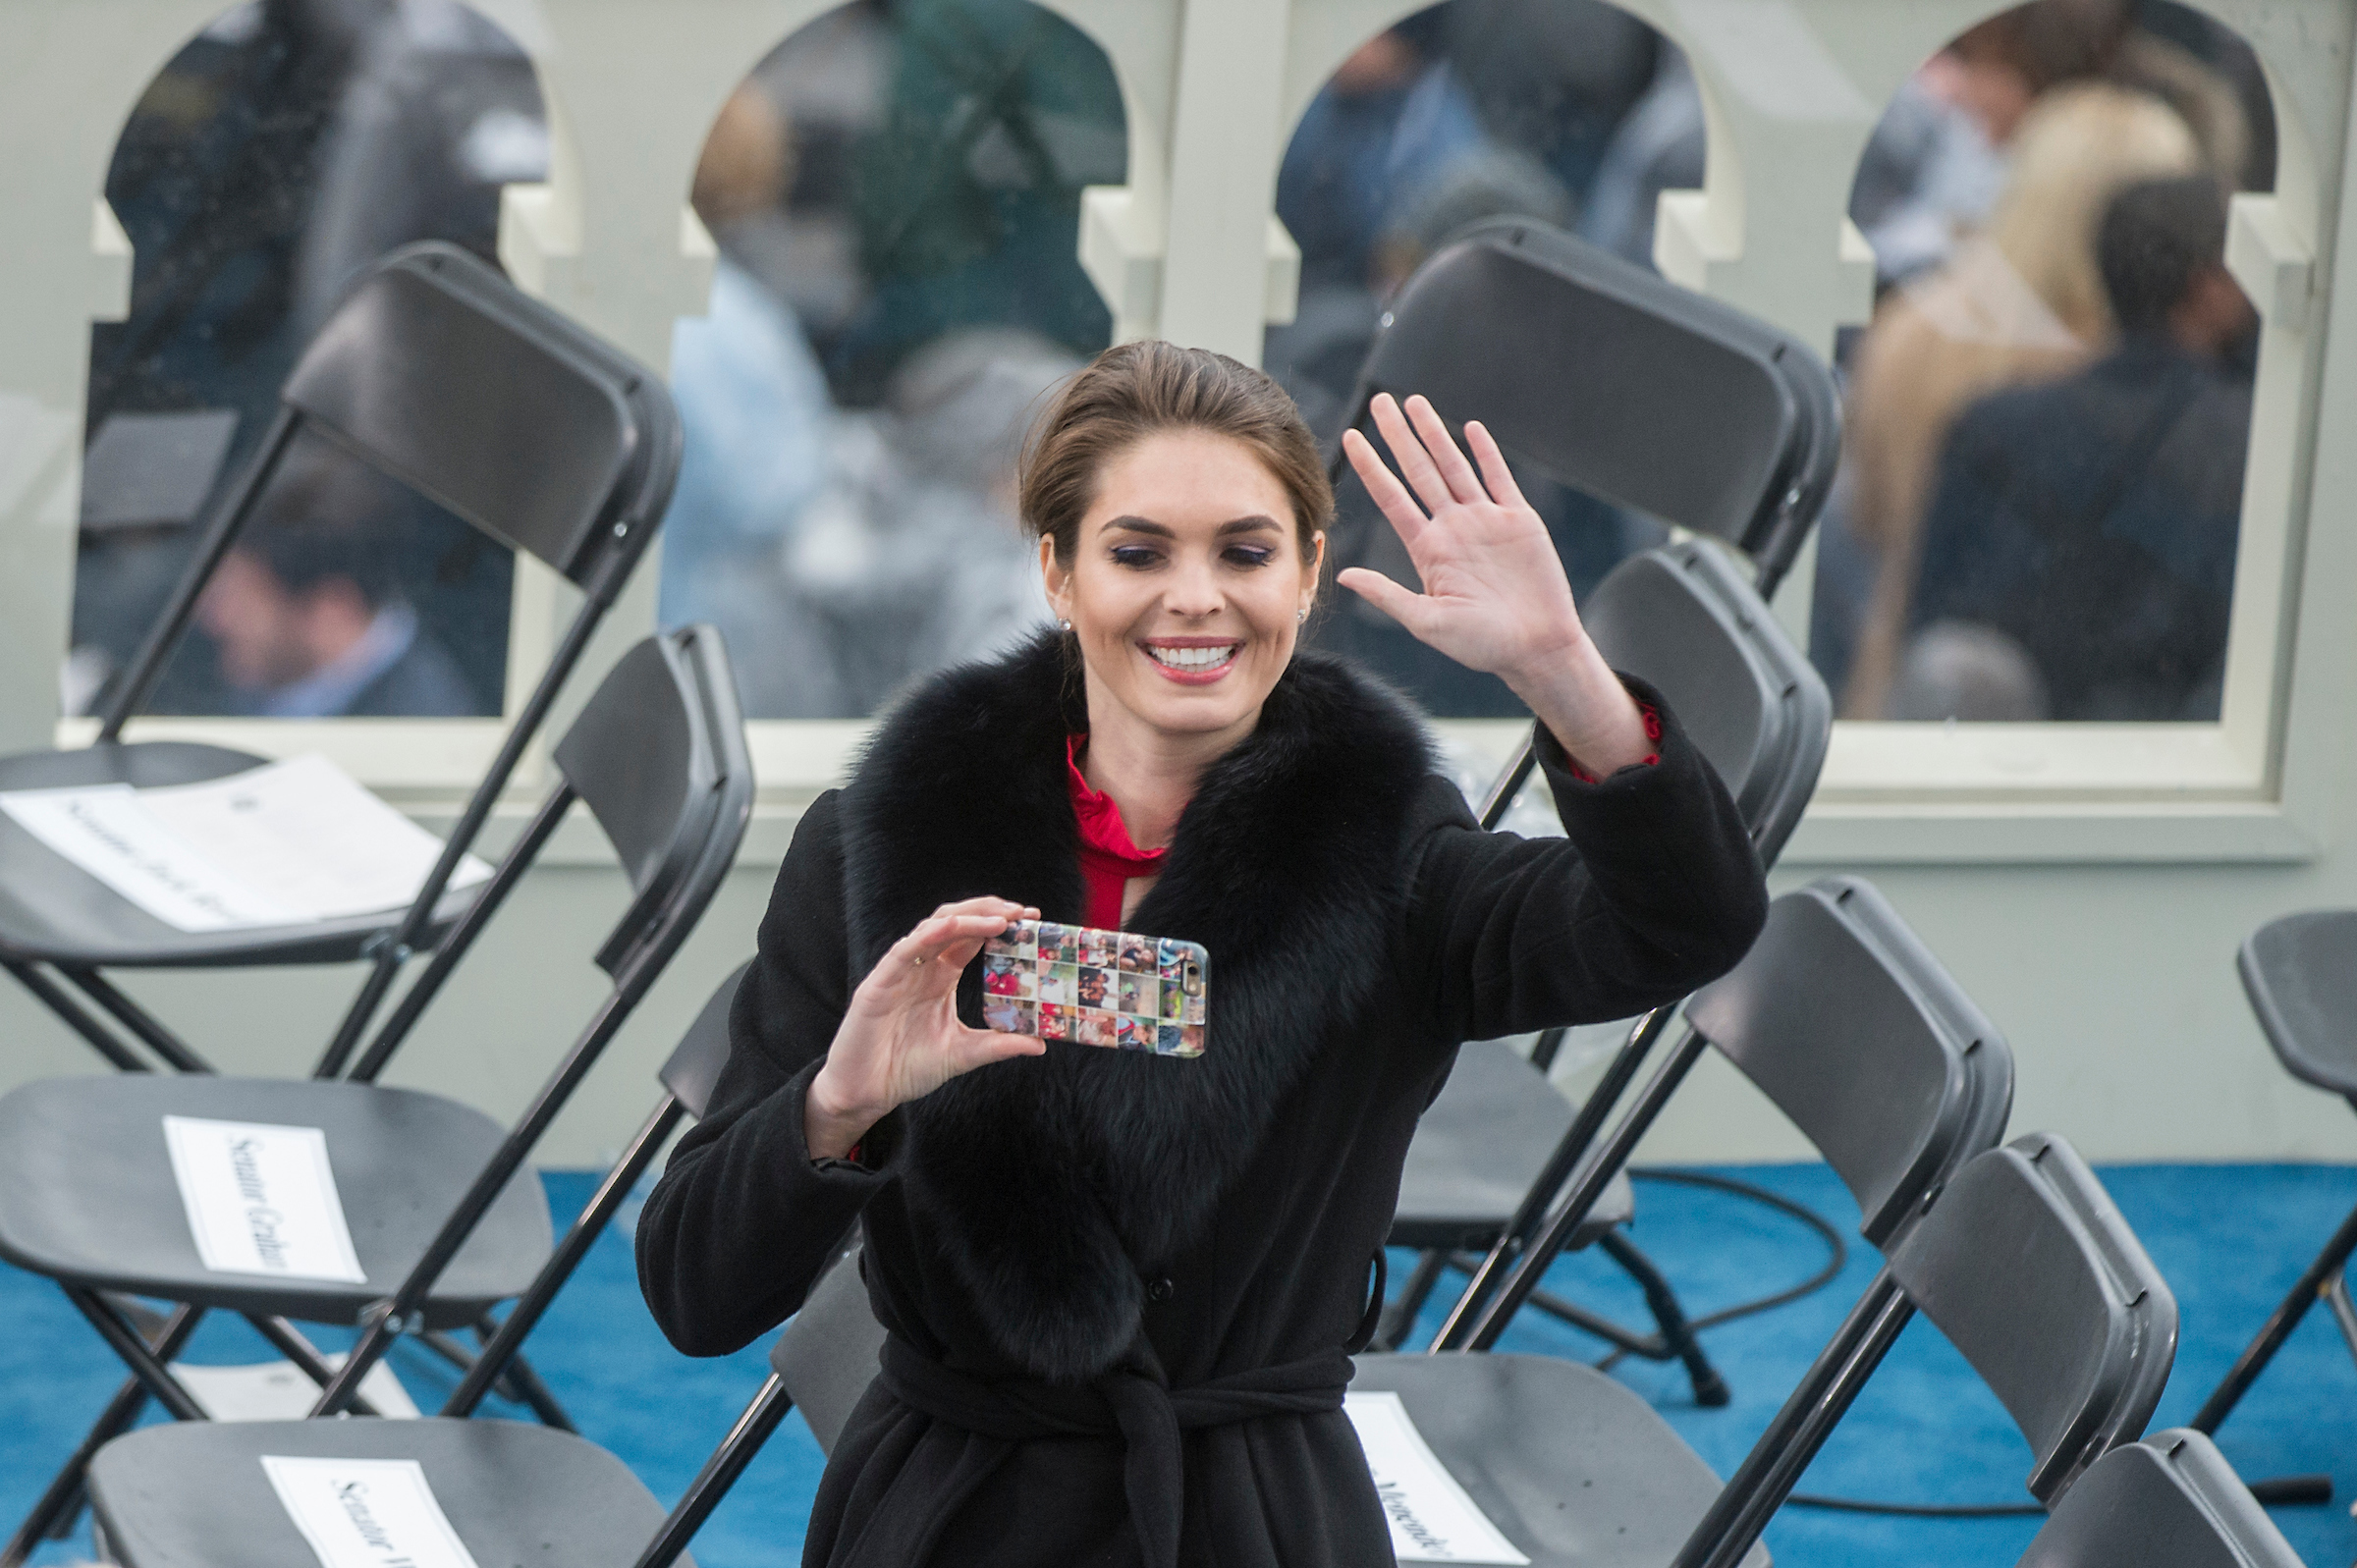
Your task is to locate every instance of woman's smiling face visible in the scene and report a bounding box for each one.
[1043,428,1323,748]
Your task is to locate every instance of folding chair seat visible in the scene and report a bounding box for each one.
[1353,1131,2176,1568]
[2193,908,2357,1433]
[79,963,852,1568]
[89,1418,678,1568]
[2015,1428,2308,1568]
[1379,541,1830,1384]
[0,627,750,1563]
[0,241,680,1077]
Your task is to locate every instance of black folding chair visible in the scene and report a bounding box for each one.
[78,963,881,1568]
[1320,214,1839,785]
[0,626,749,1563]
[0,240,681,1080]
[1379,540,1831,1401]
[1360,877,2008,1560]
[1358,1129,2174,1568]
[2193,909,2357,1435]
[2015,1428,2308,1568]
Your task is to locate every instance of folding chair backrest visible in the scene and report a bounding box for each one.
[2237,910,2357,1103]
[1342,219,1837,589]
[659,960,751,1122]
[772,1246,890,1456]
[553,624,750,979]
[1683,877,2013,1248]
[1582,541,1830,865]
[283,243,677,588]
[1890,1135,2179,1504]
[2016,1429,2307,1568]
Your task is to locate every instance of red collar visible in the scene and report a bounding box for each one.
[1066,736,1169,880]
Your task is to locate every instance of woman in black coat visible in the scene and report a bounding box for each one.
[635,341,1768,1567]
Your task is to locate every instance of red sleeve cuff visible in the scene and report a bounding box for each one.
[1560,704,1663,785]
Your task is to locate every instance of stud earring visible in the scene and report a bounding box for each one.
[1296,608,1309,623]
[1060,619,1072,631]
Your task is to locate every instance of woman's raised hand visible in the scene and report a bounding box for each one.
[1340,394,1652,775]
[805,895,1044,1160]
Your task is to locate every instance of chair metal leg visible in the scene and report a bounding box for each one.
[1,1305,207,1565]
[64,1287,207,1422]
[3,959,151,1073]
[1596,1232,1729,1406]
[2193,1200,2357,1433]
[62,968,214,1074]
[1376,1250,1453,1351]
[631,1375,795,1568]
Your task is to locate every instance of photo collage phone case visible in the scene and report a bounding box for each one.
[980,919,1207,1057]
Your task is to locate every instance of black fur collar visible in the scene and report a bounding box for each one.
[838,630,1434,1382]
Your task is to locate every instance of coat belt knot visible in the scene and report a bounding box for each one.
[868,1333,1356,1568]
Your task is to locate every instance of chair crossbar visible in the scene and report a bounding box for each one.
[2,961,151,1073]
[63,1288,206,1424]
[64,969,212,1074]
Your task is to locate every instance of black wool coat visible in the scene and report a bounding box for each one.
[635,631,1768,1568]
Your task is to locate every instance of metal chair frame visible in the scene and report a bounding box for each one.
[0,241,680,1084]
[1,627,749,1566]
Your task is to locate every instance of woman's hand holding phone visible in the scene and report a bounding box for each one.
[805,896,1043,1161]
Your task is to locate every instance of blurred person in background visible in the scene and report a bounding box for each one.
[195,449,476,718]
[1833,83,2200,717]
[1896,174,2254,721]
[77,0,539,716]
[660,82,841,712]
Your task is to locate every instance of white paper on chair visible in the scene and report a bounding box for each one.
[1345,1391,1532,1564]
[163,1116,366,1283]
[0,753,490,932]
[261,1456,482,1568]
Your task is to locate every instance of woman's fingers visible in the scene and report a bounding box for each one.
[1463,420,1531,513]
[1401,396,1485,505]
[1341,428,1430,553]
[1337,567,1437,637]
[953,1024,1047,1068]
[1368,395,1465,514]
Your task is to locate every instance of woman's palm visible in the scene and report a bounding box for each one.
[1339,394,1585,679]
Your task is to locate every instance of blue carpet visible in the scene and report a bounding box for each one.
[3,1163,2352,1567]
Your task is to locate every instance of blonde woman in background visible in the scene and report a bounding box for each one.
[1839,82,2200,718]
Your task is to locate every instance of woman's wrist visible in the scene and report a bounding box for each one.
[805,1062,883,1162]
[1507,634,1652,777]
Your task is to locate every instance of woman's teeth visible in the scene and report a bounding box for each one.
[1147,644,1238,671]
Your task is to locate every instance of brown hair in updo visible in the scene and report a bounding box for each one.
[1017,341,1333,574]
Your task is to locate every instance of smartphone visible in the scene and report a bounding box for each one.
[979,919,1207,1057]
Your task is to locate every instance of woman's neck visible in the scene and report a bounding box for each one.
[1078,676,1255,851]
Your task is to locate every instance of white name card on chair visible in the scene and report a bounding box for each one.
[0,753,491,932]
[1344,1391,1531,1565]
[261,1456,481,1568]
[163,1116,365,1282]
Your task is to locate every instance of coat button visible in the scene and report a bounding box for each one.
[1145,1274,1175,1303]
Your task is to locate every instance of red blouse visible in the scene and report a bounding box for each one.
[1066,737,1168,929]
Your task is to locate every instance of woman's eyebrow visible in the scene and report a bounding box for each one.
[1099,514,1283,538]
